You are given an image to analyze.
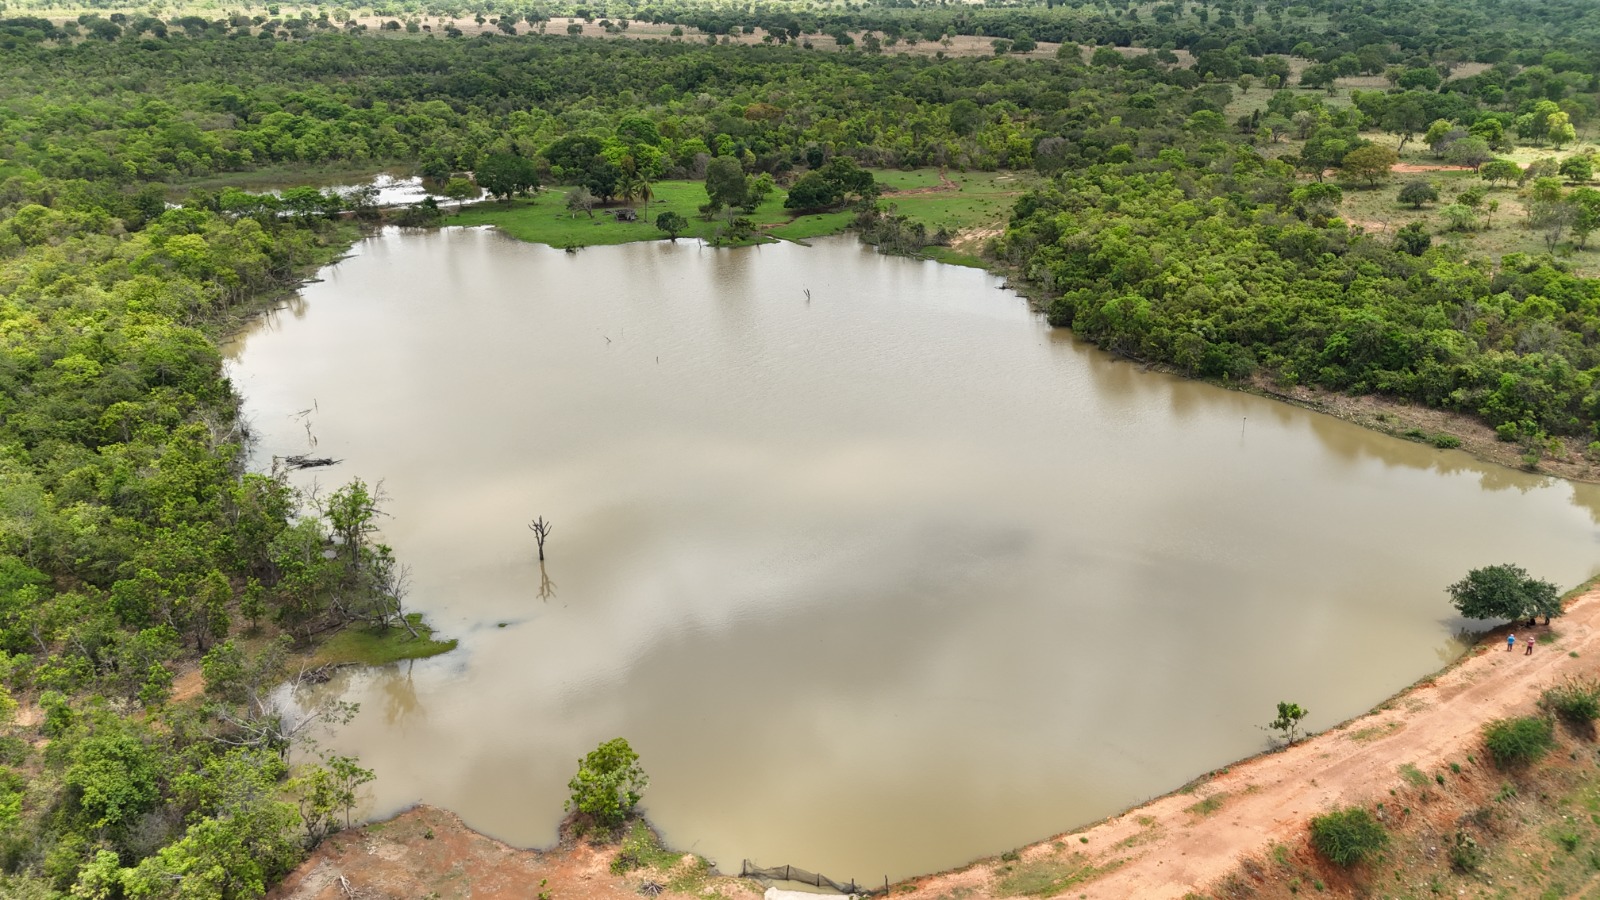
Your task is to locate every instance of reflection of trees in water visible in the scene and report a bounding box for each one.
[1474,464,1547,494]
[1438,627,1482,665]
[1562,483,1600,525]
[538,561,557,602]
[280,293,310,321]
[381,659,422,726]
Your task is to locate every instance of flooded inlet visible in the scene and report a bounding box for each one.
[227,227,1600,882]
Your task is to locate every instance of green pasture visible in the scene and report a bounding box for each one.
[446,168,1033,253]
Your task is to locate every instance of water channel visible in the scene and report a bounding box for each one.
[225,225,1600,882]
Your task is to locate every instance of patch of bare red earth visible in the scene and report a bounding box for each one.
[267,806,709,900]
[1390,163,1476,174]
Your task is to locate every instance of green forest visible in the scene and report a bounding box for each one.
[1,0,1600,894]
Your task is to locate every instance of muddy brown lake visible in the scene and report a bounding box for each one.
[225,226,1600,882]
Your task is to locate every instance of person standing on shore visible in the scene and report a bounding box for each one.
[1508,633,1516,652]
[1526,636,1534,655]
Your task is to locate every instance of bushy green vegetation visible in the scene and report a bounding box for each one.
[1483,715,1557,768]
[565,737,648,832]
[1265,701,1310,745]
[1540,677,1600,725]
[1447,563,1563,623]
[1309,806,1389,867]
[0,160,445,888]
[0,37,469,896]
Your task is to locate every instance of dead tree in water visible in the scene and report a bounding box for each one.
[528,516,553,561]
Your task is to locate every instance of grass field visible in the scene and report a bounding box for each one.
[879,170,1031,236]
[1323,131,1600,273]
[448,168,1034,253]
[449,179,793,248]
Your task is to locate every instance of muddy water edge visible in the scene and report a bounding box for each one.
[224,226,1600,883]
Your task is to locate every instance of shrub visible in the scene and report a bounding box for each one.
[1483,716,1555,768]
[1448,828,1482,872]
[1267,701,1310,745]
[1398,179,1439,208]
[566,737,648,831]
[1540,677,1600,725]
[1309,806,1388,867]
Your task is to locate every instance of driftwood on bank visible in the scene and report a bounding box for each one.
[282,454,342,470]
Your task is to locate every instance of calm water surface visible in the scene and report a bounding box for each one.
[225,227,1600,882]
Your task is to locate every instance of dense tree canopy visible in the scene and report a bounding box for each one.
[1447,564,1563,623]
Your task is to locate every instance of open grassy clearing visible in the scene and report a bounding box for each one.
[1330,157,1600,275]
[881,170,1033,238]
[448,168,1031,252]
[448,179,792,248]
[874,169,949,191]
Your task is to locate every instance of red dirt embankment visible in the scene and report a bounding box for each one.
[269,805,762,900]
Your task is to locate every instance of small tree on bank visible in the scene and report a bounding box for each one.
[655,210,688,240]
[566,737,648,832]
[1266,701,1310,745]
[441,177,478,212]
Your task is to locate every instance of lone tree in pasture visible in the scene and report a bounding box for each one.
[528,516,553,561]
[1559,156,1593,184]
[1447,563,1562,625]
[1444,137,1492,171]
[566,186,597,218]
[1479,158,1522,187]
[1398,179,1439,208]
[1341,144,1399,188]
[655,210,688,240]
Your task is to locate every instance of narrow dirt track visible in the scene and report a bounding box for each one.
[1391,162,1476,174]
[907,587,1600,900]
